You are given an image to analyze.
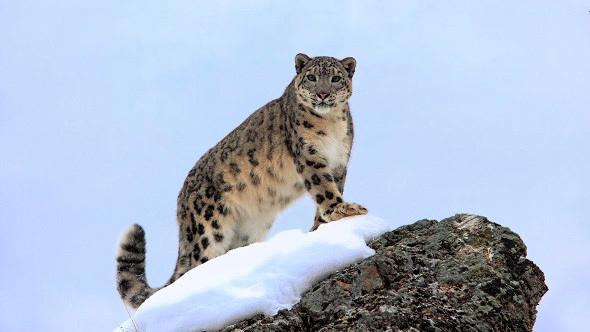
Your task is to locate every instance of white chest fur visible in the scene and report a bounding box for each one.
[318,120,350,169]
[320,135,348,169]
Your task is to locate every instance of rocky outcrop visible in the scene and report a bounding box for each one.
[221,214,547,332]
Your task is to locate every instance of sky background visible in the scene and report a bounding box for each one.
[1,1,588,331]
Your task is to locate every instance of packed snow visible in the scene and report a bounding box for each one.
[115,215,391,332]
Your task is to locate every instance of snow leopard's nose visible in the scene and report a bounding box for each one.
[317,93,330,100]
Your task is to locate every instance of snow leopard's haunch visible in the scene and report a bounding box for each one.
[115,54,367,309]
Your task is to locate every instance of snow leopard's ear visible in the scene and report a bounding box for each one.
[340,57,356,78]
[295,53,311,74]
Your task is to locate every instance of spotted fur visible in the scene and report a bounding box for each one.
[116,54,368,309]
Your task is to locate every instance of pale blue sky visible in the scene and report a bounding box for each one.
[1,1,588,331]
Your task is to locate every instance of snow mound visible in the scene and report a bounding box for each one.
[115,215,391,332]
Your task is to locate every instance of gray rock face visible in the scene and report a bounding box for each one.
[221,214,547,332]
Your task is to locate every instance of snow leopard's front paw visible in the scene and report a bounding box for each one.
[325,202,368,221]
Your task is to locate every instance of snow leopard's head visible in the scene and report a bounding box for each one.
[294,53,356,115]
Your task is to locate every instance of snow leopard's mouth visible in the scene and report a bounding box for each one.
[312,100,333,108]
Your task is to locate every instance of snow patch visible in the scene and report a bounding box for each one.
[114,215,391,332]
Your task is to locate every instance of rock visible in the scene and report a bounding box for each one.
[220,214,547,332]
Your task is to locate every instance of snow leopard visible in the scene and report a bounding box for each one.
[116,53,368,309]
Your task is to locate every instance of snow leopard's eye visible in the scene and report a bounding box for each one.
[331,76,341,83]
[306,75,316,82]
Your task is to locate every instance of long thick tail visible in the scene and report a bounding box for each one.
[116,224,162,309]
